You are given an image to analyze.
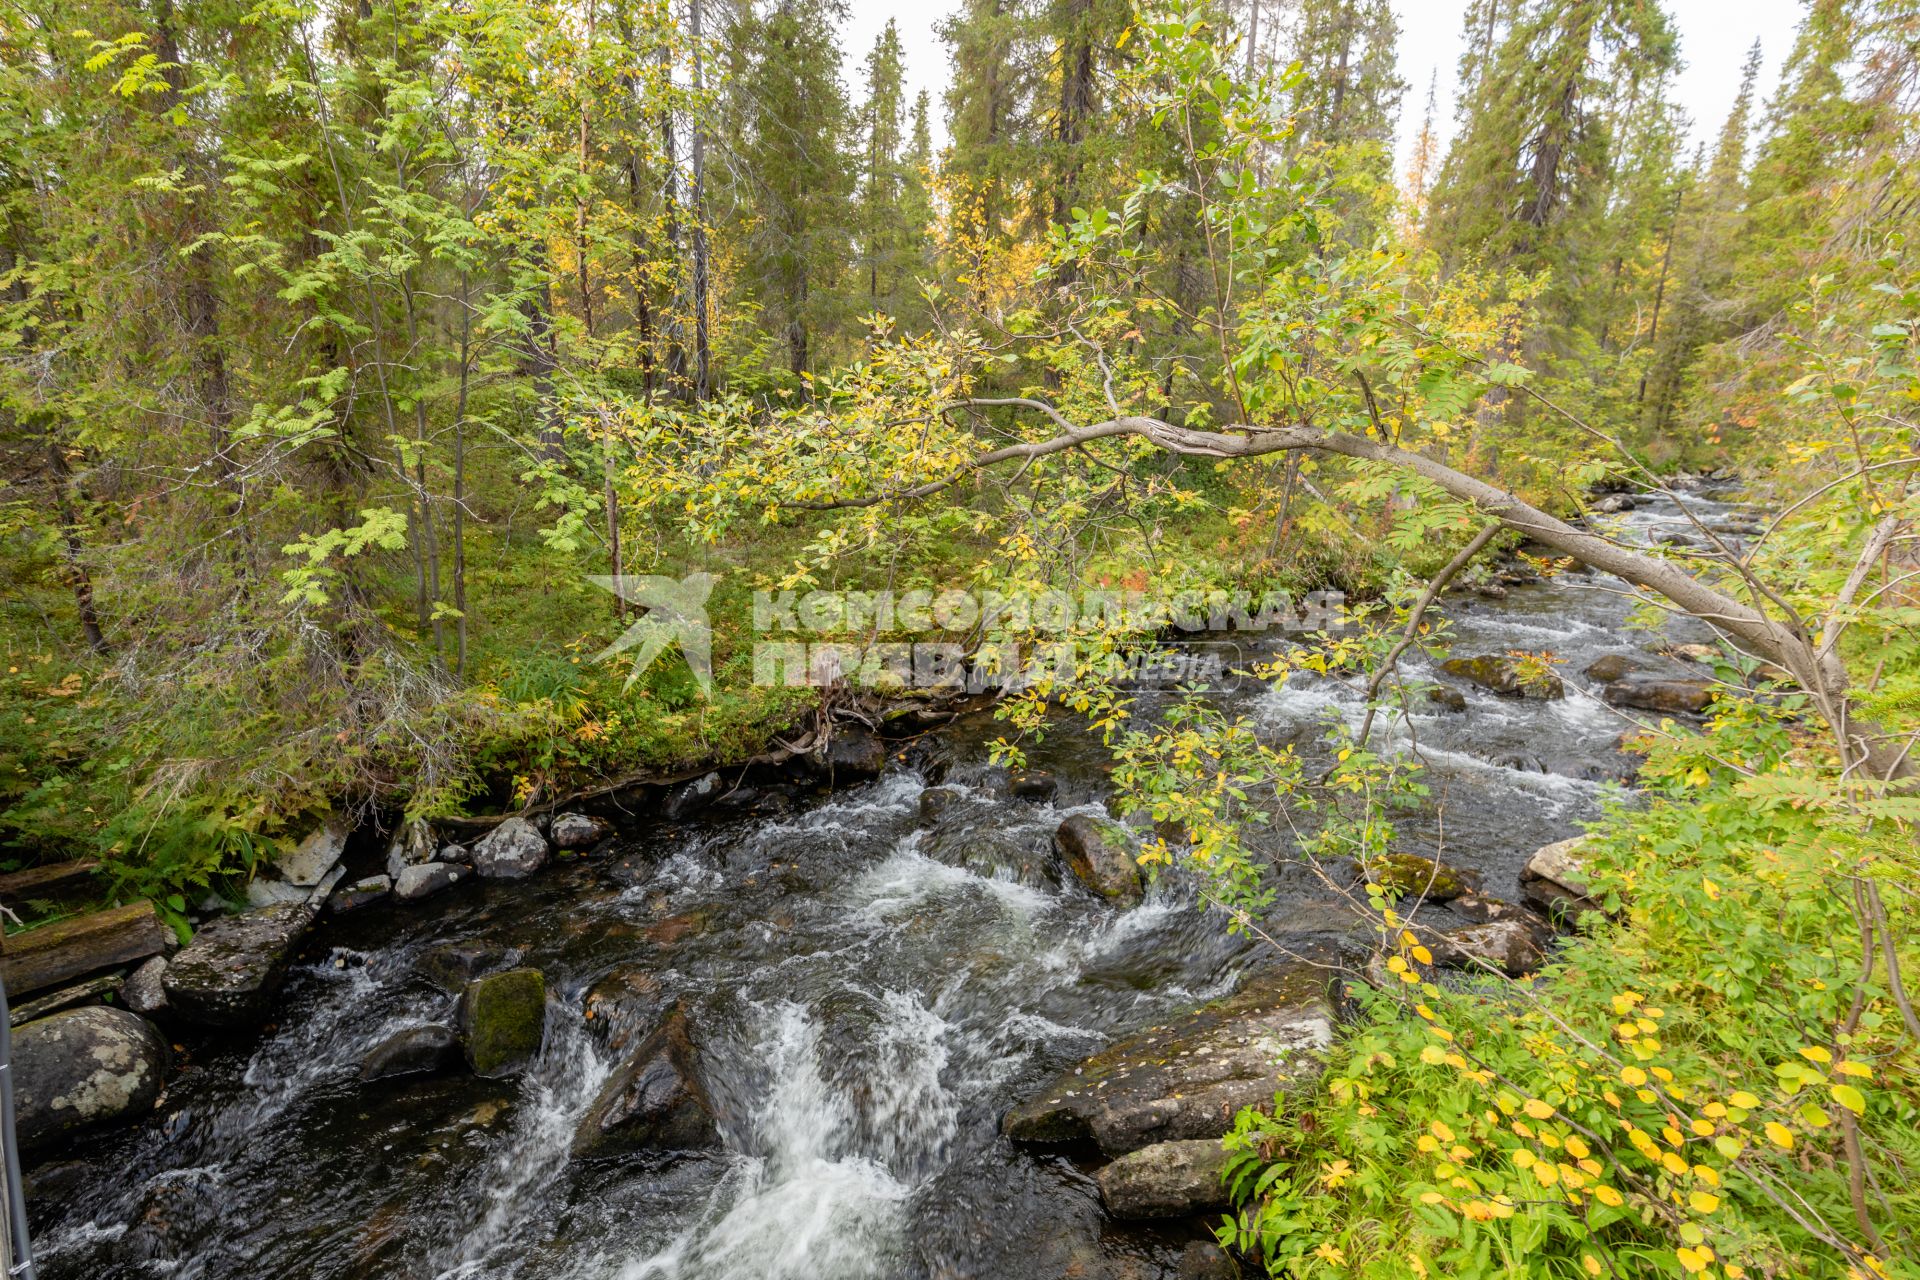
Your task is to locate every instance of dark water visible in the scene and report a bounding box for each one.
[25,491,1749,1280]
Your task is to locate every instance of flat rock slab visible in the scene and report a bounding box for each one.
[1096,1139,1233,1218]
[14,1006,168,1152]
[162,902,314,1027]
[1004,964,1335,1155]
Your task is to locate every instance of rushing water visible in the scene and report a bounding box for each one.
[25,489,1753,1280]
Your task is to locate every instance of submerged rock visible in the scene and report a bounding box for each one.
[918,785,965,824]
[459,968,546,1077]
[1003,964,1334,1155]
[1363,853,1477,903]
[415,941,504,993]
[1179,1241,1243,1280]
[471,817,550,880]
[1096,1139,1233,1219]
[1604,678,1715,715]
[360,1024,463,1081]
[162,902,314,1027]
[1441,654,1564,700]
[1054,814,1144,905]
[582,965,670,1052]
[551,811,614,850]
[1425,685,1468,712]
[14,1007,168,1151]
[573,1005,720,1157]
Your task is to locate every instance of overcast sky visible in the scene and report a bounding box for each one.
[839,0,1811,183]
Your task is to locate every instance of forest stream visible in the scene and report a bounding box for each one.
[23,488,1753,1280]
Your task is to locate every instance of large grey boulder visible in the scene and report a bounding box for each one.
[551,811,614,850]
[162,902,314,1027]
[386,818,436,880]
[573,1005,720,1157]
[471,817,550,880]
[1442,919,1549,977]
[1003,965,1334,1155]
[1096,1139,1233,1218]
[14,1007,168,1151]
[1054,815,1144,905]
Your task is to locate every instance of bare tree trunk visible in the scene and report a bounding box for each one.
[40,430,109,654]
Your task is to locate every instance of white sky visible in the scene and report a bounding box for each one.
[839,0,1811,182]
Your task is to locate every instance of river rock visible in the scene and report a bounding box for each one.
[820,728,886,778]
[1584,654,1649,684]
[1520,835,1604,922]
[573,1005,720,1157]
[1003,964,1334,1155]
[276,815,351,886]
[664,771,723,819]
[121,956,170,1018]
[360,1024,463,1081]
[1179,1241,1242,1280]
[162,902,314,1027]
[1443,919,1549,976]
[471,817,550,880]
[438,842,472,865]
[1604,678,1715,715]
[1095,1139,1232,1219]
[394,862,467,902]
[329,875,391,913]
[13,1007,168,1151]
[582,965,670,1052]
[416,941,504,993]
[1591,494,1637,513]
[551,811,614,850]
[1426,685,1468,712]
[918,785,965,824]
[1363,853,1477,903]
[384,818,435,880]
[1008,770,1058,802]
[1441,654,1564,700]
[459,968,546,1076]
[1054,815,1143,905]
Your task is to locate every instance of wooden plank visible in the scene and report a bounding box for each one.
[0,858,103,905]
[0,900,166,999]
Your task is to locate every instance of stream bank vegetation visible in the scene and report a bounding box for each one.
[3,0,1918,1275]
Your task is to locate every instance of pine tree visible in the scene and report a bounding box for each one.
[718,0,856,379]
[1284,0,1407,157]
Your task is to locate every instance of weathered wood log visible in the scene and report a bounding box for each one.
[0,901,168,998]
[0,858,102,907]
[8,973,123,1027]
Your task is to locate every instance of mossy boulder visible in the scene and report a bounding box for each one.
[1363,853,1478,903]
[1054,814,1144,905]
[459,968,546,1077]
[1441,654,1564,700]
